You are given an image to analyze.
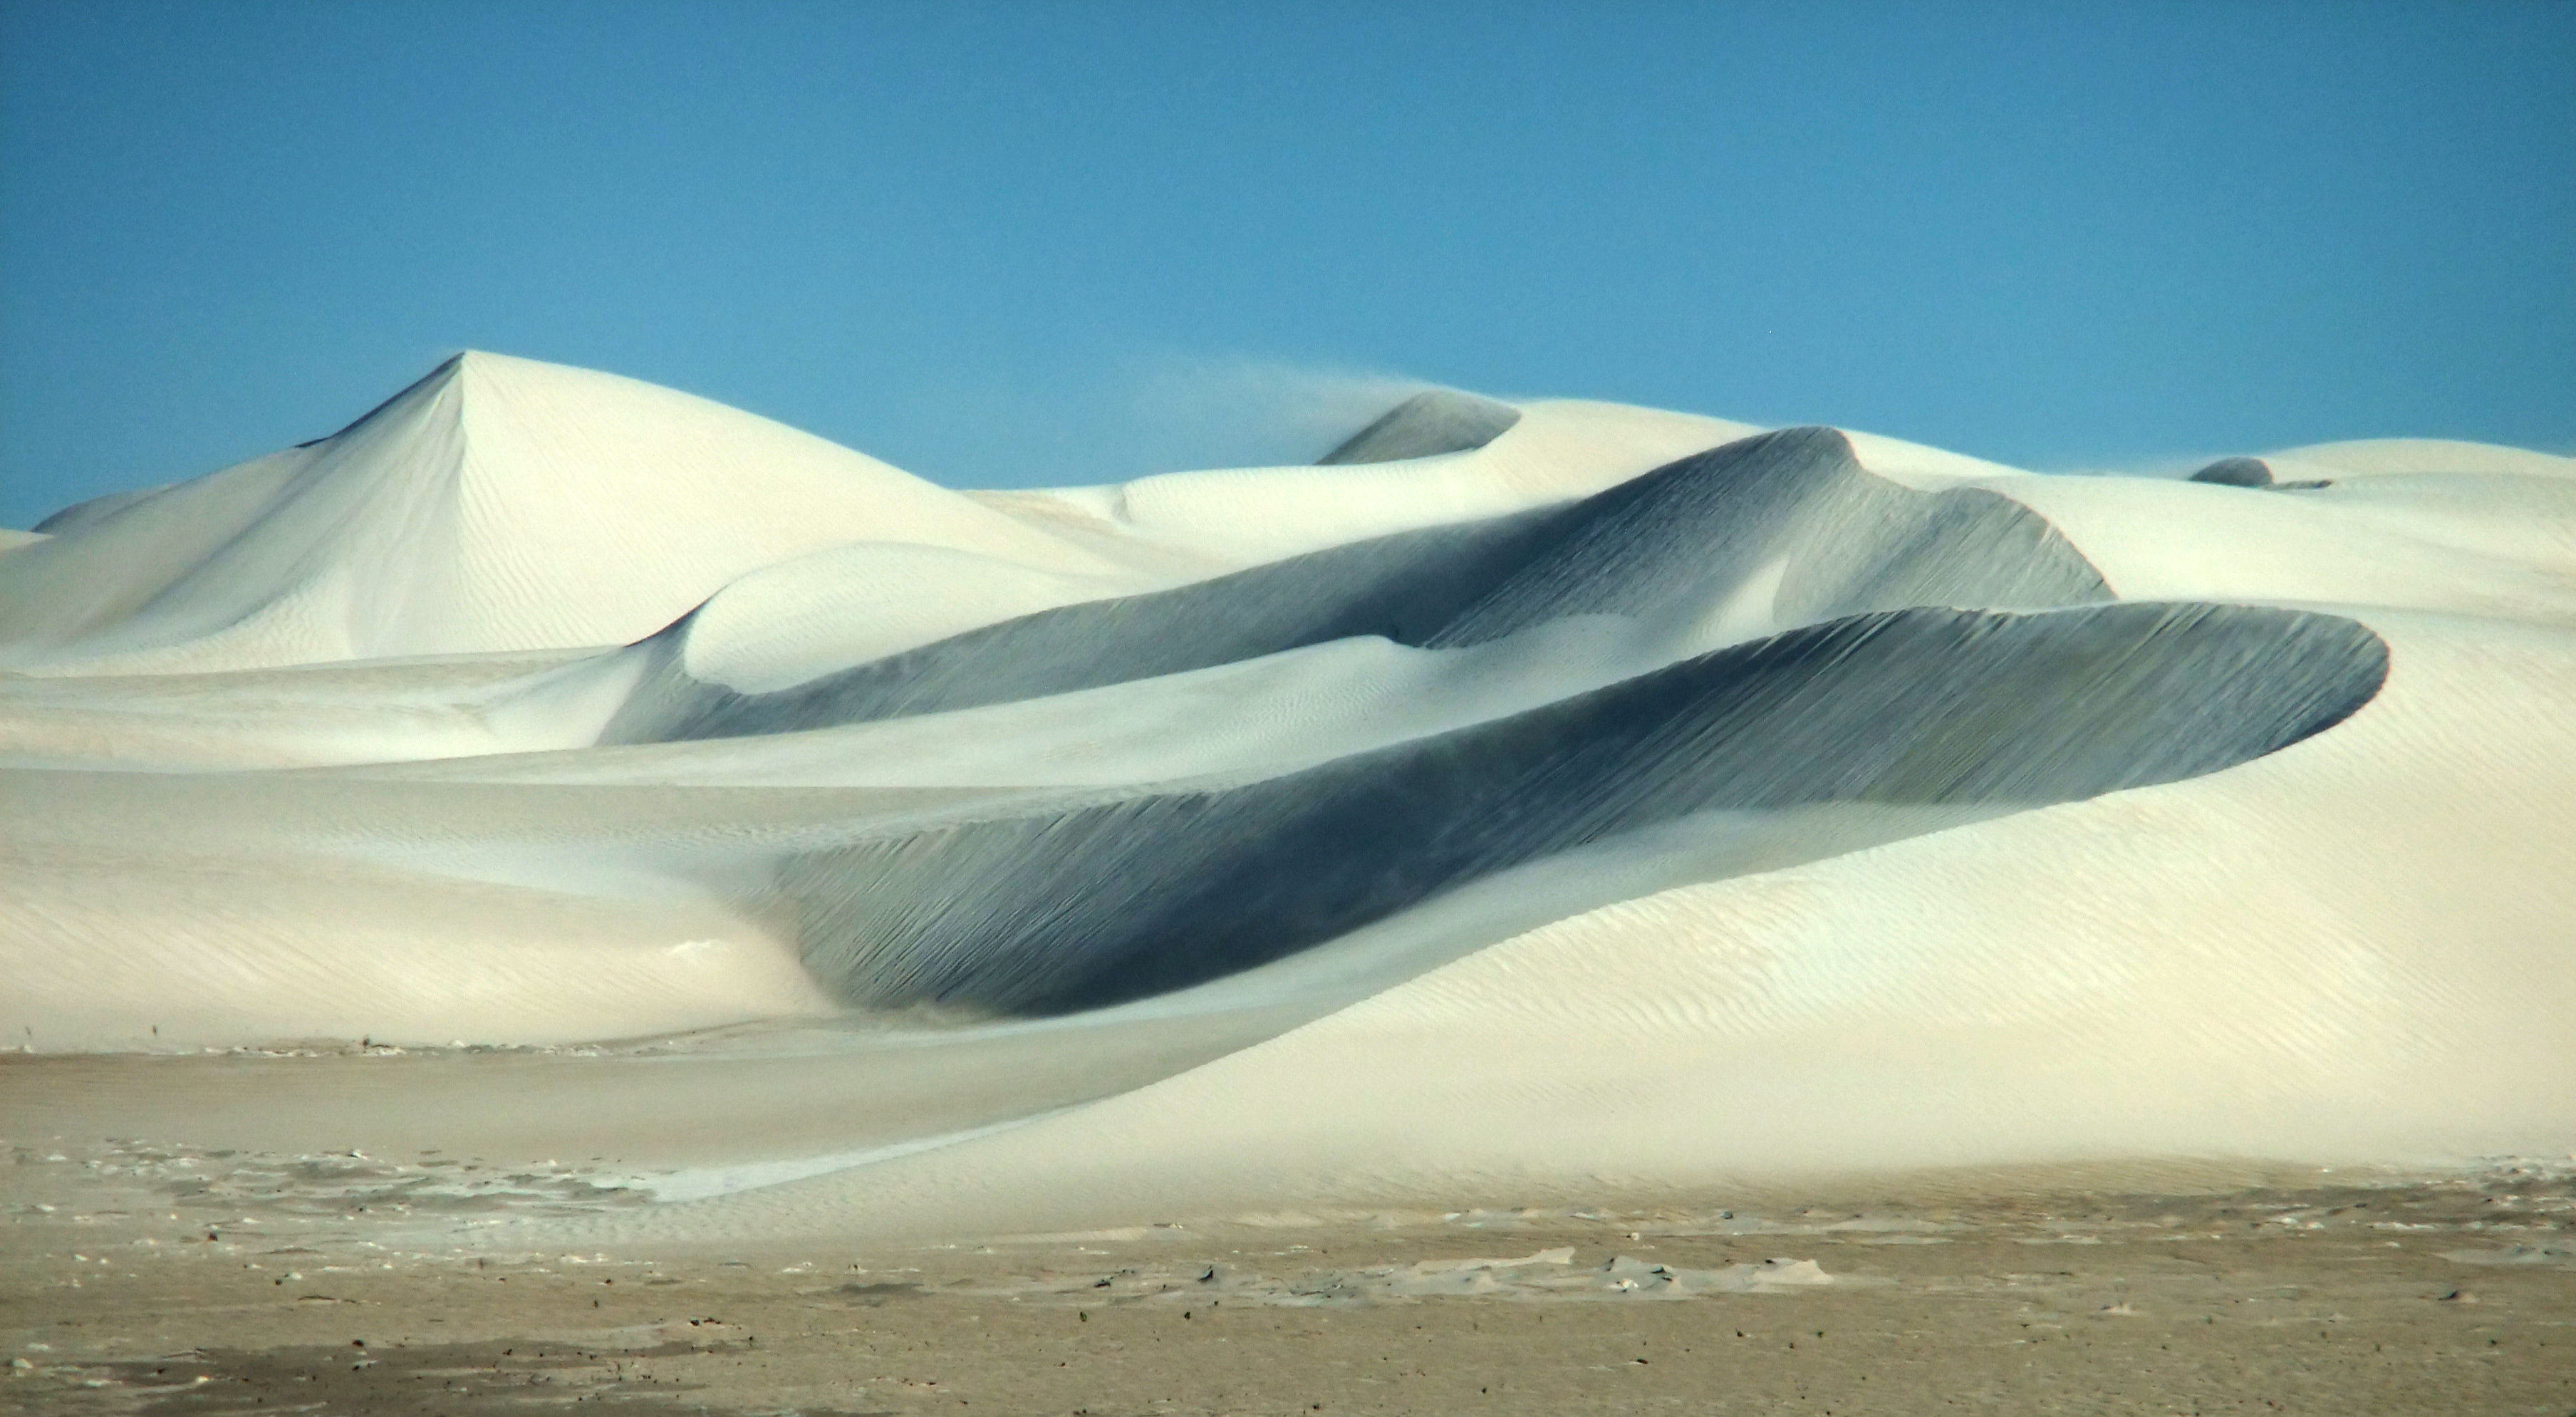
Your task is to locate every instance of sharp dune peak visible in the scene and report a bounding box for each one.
[0,353,1121,673]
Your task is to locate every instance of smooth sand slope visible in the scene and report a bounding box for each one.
[0,352,1121,675]
[2,353,2571,1249]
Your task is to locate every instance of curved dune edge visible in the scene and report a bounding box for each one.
[2,354,2570,1227]
[576,610,2576,1242]
[780,602,2384,1014]
[602,425,2112,742]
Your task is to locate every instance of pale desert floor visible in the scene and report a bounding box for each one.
[6,1114,2571,1416]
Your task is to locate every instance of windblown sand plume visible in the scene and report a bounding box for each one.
[2,352,2570,1234]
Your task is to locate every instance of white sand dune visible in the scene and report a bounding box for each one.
[0,352,1119,676]
[2,353,2569,1240]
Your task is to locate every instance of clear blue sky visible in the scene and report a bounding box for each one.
[3,0,2570,528]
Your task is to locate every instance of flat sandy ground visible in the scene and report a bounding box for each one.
[6,1140,2572,1416]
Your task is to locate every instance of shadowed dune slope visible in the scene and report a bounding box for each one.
[780,602,2387,1015]
[2190,457,2275,487]
[605,427,2113,743]
[1317,389,1525,464]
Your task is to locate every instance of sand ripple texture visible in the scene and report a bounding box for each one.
[3,352,2572,1236]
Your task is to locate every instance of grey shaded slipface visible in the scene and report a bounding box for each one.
[1316,389,1523,464]
[2187,456,2334,492]
[601,427,2115,742]
[2190,457,2275,488]
[580,425,2392,1019]
[780,602,2387,1015]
